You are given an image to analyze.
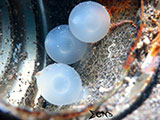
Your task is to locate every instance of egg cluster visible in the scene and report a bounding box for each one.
[36,1,110,106]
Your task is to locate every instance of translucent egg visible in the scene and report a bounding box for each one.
[45,25,88,64]
[35,63,83,106]
[69,1,110,43]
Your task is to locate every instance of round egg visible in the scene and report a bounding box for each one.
[35,63,83,106]
[69,1,110,43]
[45,25,88,64]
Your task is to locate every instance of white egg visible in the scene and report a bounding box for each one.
[45,25,88,64]
[35,63,83,106]
[69,1,110,43]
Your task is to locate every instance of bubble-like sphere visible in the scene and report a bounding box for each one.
[45,25,88,64]
[69,1,110,43]
[35,63,83,106]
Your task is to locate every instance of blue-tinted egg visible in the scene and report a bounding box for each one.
[69,1,110,43]
[45,25,88,64]
[35,63,83,106]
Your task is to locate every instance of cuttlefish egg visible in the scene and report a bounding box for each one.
[35,63,83,106]
[69,1,110,43]
[45,25,88,64]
